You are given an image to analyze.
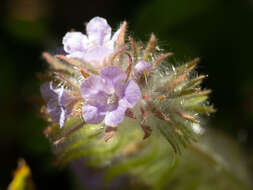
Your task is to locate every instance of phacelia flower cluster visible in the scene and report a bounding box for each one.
[63,17,121,69]
[40,16,214,148]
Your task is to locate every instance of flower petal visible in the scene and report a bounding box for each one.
[41,82,76,128]
[86,17,111,46]
[104,105,127,126]
[83,46,113,69]
[47,94,68,128]
[40,82,57,102]
[82,104,105,124]
[63,32,88,54]
[104,27,121,49]
[122,80,141,108]
[85,91,108,108]
[59,107,66,128]
[100,66,126,85]
[80,75,106,98]
[111,27,121,42]
[47,99,61,123]
[58,88,77,115]
[66,51,85,60]
[134,61,151,76]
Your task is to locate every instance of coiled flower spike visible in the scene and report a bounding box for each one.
[39,16,215,187]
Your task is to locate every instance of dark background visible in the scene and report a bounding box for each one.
[0,0,252,189]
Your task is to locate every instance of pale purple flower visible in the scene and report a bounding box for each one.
[63,32,88,59]
[81,66,141,126]
[134,60,151,79]
[40,82,76,128]
[63,17,121,69]
[134,60,151,75]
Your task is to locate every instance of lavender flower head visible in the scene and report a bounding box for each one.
[63,17,121,69]
[40,16,213,150]
[37,16,217,190]
[81,66,141,126]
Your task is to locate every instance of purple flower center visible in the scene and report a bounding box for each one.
[107,93,119,105]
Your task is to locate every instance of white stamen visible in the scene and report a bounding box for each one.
[107,94,118,105]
